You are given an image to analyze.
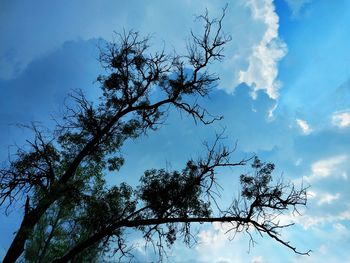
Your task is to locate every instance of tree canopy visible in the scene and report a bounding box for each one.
[0,8,310,263]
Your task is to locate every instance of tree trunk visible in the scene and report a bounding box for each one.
[2,190,60,262]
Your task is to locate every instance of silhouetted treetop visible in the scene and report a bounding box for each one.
[0,7,310,263]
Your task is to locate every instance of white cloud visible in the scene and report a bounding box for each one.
[310,155,348,179]
[307,190,317,199]
[194,222,247,263]
[268,102,278,119]
[305,209,350,229]
[295,158,303,166]
[196,222,227,247]
[284,0,312,17]
[319,244,328,254]
[296,118,312,135]
[1,0,288,105]
[302,155,348,182]
[252,256,264,263]
[332,222,348,234]
[238,0,287,99]
[332,110,350,128]
[216,257,233,263]
[278,208,350,230]
[317,193,340,206]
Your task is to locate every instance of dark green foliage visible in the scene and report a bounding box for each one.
[240,157,275,200]
[139,166,211,218]
[81,183,136,230]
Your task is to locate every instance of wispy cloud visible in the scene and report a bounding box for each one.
[296,118,312,135]
[277,207,350,230]
[252,256,265,263]
[332,222,349,234]
[332,110,350,128]
[317,193,340,206]
[284,0,312,17]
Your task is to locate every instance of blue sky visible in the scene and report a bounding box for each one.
[1,0,350,262]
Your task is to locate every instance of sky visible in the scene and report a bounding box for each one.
[1,0,350,262]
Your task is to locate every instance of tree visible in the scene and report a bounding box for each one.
[0,8,310,262]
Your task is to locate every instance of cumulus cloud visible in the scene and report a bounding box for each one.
[286,154,350,233]
[238,0,287,99]
[303,155,348,182]
[194,222,249,263]
[196,223,226,247]
[296,118,312,135]
[311,155,347,177]
[332,110,350,128]
[1,0,289,107]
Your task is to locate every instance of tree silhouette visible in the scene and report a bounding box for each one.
[0,8,310,262]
